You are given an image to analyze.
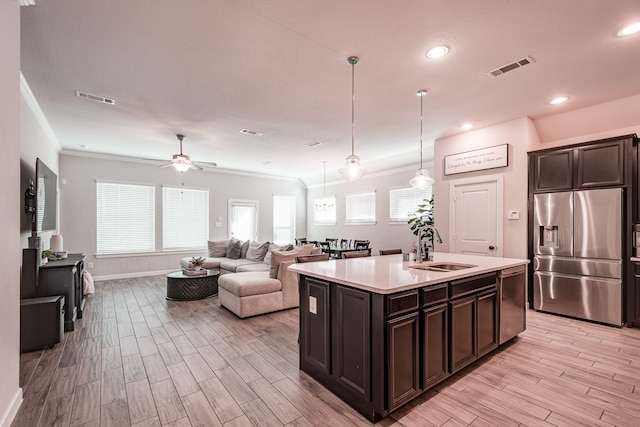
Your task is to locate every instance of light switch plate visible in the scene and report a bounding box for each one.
[507,210,520,220]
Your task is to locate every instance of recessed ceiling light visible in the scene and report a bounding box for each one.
[617,22,640,37]
[459,123,474,130]
[550,96,570,105]
[425,45,450,60]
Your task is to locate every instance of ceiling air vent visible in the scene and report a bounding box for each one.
[306,141,323,148]
[75,90,116,105]
[487,56,534,78]
[240,128,264,136]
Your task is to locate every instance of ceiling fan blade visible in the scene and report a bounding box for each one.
[194,161,217,169]
[159,163,174,169]
[190,163,204,171]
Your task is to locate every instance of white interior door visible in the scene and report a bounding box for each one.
[450,176,503,257]
[228,199,258,241]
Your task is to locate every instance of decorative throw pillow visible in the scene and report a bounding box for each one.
[240,240,250,258]
[226,238,242,259]
[208,239,228,257]
[263,243,294,265]
[269,244,315,279]
[246,241,270,262]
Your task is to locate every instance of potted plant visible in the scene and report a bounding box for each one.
[190,256,206,270]
[407,194,435,250]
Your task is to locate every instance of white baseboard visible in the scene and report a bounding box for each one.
[93,269,175,281]
[0,387,23,427]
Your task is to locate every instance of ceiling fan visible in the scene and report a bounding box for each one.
[160,134,216,172]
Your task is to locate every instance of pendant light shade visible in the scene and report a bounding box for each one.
[339,56,365,181]
[410,90,435,190]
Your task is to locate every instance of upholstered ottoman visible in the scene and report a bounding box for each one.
[218,272,284,318]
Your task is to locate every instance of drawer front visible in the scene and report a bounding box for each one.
[387,291,419,317]
[422,284,448,307]
[450,272,497,298]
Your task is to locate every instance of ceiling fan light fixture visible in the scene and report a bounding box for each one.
[339,56,365,181]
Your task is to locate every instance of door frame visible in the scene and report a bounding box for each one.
[448,174,504,257]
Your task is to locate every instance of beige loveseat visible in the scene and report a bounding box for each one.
[181,239,318,318]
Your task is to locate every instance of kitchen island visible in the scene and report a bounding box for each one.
[289,252,529,422]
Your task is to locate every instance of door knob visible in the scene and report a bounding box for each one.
[488,245,495,250]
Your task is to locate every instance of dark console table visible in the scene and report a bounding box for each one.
[37,253,86,331]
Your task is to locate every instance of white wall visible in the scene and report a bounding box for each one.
[0,2,23,426]
[59,154,307,278]
[433,94,640,261]
[305,163,434,255]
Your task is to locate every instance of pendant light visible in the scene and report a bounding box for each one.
[410,90,435,189]
[338,56,365,181]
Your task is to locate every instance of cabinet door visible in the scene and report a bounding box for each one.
[477,290,499,357]
[334,285,371,400]
[387,312,419,410]
[450,295,476,373]
[299,277,331,375]
[422,303,449,389]
[533,149,574,191]
[577,140,624,188]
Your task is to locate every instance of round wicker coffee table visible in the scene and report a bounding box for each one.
[166,270,219,301]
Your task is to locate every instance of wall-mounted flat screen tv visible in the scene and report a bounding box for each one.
[34,158,57,232]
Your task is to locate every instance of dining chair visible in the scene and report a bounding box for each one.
[295,253,331,263]
[339,238,352,248]
[379,248,402,255]
[342,250,371,259]
[354,240,370,250]
[325,238,338,245]
[318,241,330,252]
[295,237,308,246]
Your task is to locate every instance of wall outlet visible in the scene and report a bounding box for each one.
[87,262,94,268]
[309,296,317,314]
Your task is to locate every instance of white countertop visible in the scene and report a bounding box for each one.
[289,252,529,294]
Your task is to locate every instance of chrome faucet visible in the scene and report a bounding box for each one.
[416,225,443,262]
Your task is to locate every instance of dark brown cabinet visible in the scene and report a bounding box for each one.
[387,312,419,409]
[449,272,498,373]
[533,148,574,191]
[531,138,627,192]
[298,268,505,422]
[422,303,449,388]
[334,285,371,400]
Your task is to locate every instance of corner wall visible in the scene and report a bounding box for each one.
[0,2,23,426]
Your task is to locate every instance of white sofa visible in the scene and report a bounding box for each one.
[181,240,318,318]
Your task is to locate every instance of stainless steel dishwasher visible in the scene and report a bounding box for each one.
[498,265,527,344]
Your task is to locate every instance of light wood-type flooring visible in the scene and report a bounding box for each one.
[13,274,640,426]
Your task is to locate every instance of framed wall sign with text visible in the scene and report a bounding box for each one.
[444,144,508,175]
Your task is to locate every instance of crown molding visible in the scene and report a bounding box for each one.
[20,72,61,151]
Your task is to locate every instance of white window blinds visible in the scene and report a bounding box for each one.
[389,187,431,222]
[346,191,376,224]
[163,186,209,250]
[273,194,296,245]
[96,181,155,254]
[313,195,336,225]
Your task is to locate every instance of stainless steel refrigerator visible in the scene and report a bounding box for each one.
[533,188,623,326]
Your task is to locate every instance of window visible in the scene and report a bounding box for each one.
[313,195,336,225]
[273,194,296,245]
[389,186,431,222]
[163,186,209,250]
[96,181,155,254]
[229,199,258,241]
[346,190,376,224]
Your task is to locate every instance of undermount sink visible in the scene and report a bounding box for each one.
[409,262,477,272]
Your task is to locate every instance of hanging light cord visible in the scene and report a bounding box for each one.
[348,56,359,156]
[418,90,427,170]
